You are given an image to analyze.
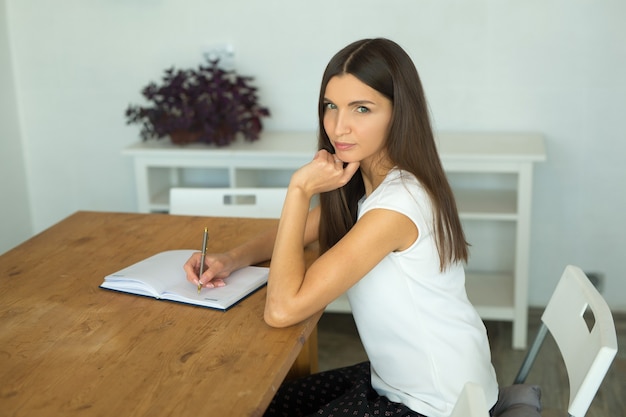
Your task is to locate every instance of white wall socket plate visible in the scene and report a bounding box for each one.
[203,43,235,70]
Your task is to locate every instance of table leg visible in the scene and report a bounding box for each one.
[286,326,319,380]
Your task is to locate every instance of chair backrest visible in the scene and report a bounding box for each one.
[450,382,490,417]
[169,187,287,219]
[541,265,618,417]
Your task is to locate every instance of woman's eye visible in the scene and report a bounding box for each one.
[356,106,370,113]
[324,102,337,110]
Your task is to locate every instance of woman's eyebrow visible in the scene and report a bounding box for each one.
[349,100,376,106]
[323,98,377,106]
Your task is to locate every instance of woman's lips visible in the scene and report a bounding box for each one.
[333,142,355,152]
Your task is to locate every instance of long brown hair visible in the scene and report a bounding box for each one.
[317,38,468,271]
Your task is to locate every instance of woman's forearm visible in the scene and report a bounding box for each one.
[264,186,312,326]
[226,225,278,270]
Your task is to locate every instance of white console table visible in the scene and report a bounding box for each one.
[123,131,545,349]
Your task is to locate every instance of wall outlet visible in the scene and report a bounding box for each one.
[203,43,235,70]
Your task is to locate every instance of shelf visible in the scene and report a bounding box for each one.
[455,189,517,221]
[150,188,172,210]
[326,294,351,313]
[325,273,515,318]
[123,131,317,158]
[125,131,546,349]
[234,168,294,188]
[465,271,515,320]
[437,132,546,164]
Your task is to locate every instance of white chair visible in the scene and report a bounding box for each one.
[494,265,618,417]
[169,187,287,218]
[450,382,491,417]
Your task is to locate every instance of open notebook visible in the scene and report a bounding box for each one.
[100,249,268,311]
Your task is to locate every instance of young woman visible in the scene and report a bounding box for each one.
[184,38,498,417]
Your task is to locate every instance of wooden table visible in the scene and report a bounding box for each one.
[0,211,321,416]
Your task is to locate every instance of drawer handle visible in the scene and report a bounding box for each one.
[223,194,257,206]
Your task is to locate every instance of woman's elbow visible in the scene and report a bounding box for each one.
[264,304,294,328]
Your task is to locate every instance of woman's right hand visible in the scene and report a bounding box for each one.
[290,149,360,197]
[183,252,236,289]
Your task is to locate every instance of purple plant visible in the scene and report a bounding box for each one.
[125,60,270,146]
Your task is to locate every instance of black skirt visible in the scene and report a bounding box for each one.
[264,361,426,417]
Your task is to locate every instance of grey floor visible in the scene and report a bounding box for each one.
[317,309,625,417]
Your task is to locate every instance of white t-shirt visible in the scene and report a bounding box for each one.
[347,168,498,417]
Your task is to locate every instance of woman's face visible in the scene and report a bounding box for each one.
[322,74,393,167]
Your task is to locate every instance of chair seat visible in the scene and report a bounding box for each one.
[493,384,542,417]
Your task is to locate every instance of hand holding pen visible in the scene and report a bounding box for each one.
[197,227,208,293]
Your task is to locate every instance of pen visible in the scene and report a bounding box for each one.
[197,227,209,294]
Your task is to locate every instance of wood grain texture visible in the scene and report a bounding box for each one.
[0,211,321,417]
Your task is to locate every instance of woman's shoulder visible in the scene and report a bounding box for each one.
[389,167,419,184]
[361,168,431,216]
[377,168,425,199]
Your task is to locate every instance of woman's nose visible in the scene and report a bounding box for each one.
[334,111,351,136]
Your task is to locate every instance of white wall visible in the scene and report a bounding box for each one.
[0,0,32,254]
[4,0,626,310]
